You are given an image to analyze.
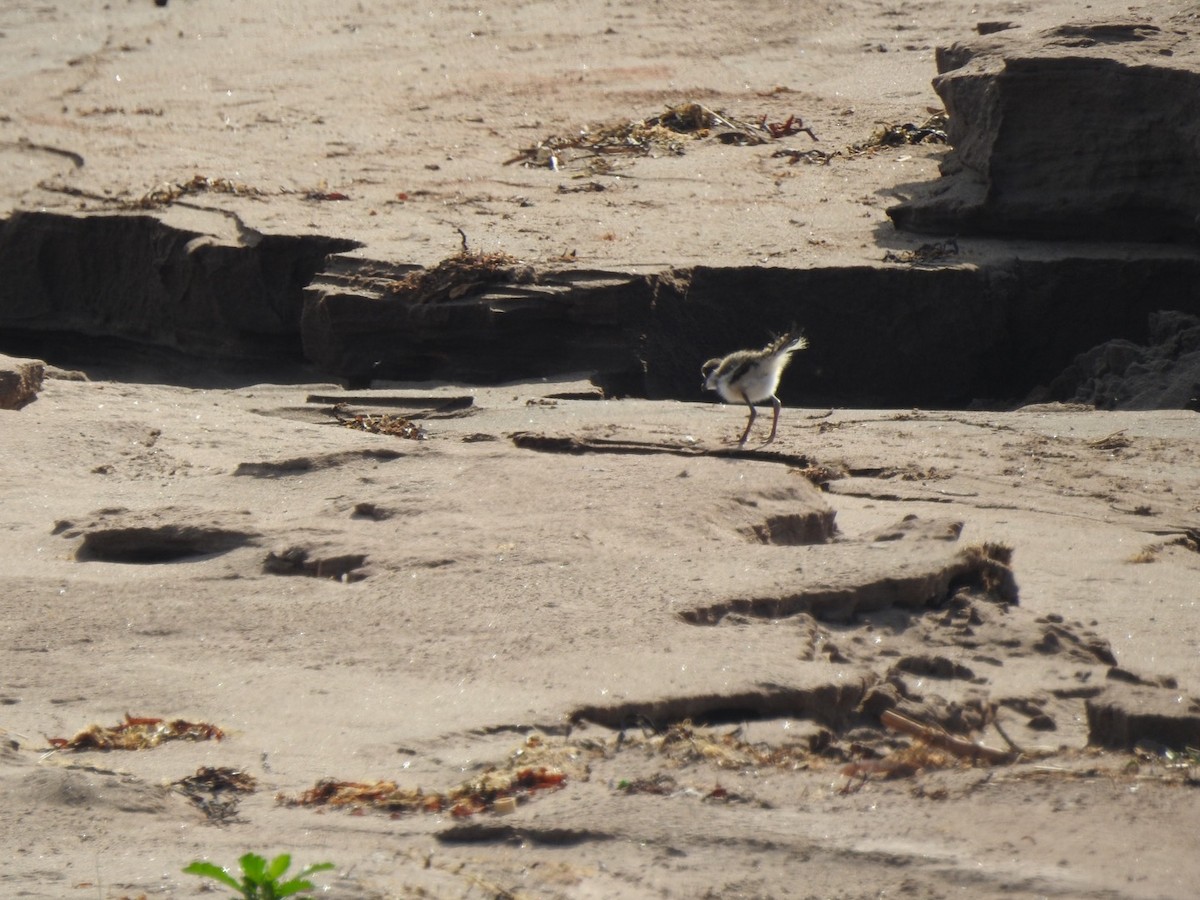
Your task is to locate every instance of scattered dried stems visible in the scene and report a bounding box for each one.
[45,712,225,751]
[506,101,819,170]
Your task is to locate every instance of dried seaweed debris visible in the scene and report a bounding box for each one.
[383,249,535,303]
[46,713,226,751]
[506,101,817,169]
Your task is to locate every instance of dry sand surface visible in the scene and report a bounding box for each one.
[3,1,1200,899]
[3,0,1148,270]
[3,372,1200,899]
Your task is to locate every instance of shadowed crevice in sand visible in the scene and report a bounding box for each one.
[6,212,1200,408]
[1086,684,1200,749]
[827,484,960,503]
[0,211,359,368]
[303,393,475,411]
[740,511,837,545]
[893,654,978,680]
[510,431,811,465]
[74,526,255,563]
[557,576,1137,751]
[253,394,476,427]
[262,547,368,581]
[1032,622,1117,665]
[437,823,616,846]
[231,447,405,477]
[570,680,871,732]
[679,543,1017,625]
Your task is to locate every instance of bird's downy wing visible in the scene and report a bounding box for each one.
[719,354,757,388]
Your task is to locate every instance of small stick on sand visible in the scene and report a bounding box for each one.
[881,709,1016,765]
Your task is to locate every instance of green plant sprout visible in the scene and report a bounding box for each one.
[183,852,334,899]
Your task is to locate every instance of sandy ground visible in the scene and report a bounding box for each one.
[3,370,1200,899]
[2,0,1158,271]
[3,1,1200,899]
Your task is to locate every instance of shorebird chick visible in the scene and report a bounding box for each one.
[701,330,808,447]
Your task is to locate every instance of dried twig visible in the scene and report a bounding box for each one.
[882,709,1015,764]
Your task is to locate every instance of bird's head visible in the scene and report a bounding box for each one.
[700,358,721,391]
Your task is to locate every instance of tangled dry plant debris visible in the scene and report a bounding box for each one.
[76,104,164,118]
[777,111,949,165]
[172,766,258,822]
[1128,529,1200,564]
[383,243,535,303]
[836,710,1023,793]
[280,766,569,819]
[505,101,818,170]
[614,772,763,806]
[793,462,851,486]
[164,720,1200,829]
[334,407,426,440]
[618,720,820,772]
[96,173,351,210]
[839,742,959,790]
[1087,429,1133,451]
[883,238,960,266]
[855,113,949,150]
[279,734,593,818]
[45,712,226,751]
[129,174,271,209]
[278,727,818,821]
[983,745,1200,789]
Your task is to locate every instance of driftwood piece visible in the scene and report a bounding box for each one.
[882,709,1015,764]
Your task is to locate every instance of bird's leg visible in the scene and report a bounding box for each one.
[737,394,757,446]
[762,395,783,446]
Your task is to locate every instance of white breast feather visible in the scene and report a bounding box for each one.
[732,352,792,404]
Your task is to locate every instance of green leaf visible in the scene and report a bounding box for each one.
[239,852,269,885]
[185,853,333,900]
[182,861,244,893]
[272,877,314,898]
[275,863,334,898]
[264,854,292,883]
